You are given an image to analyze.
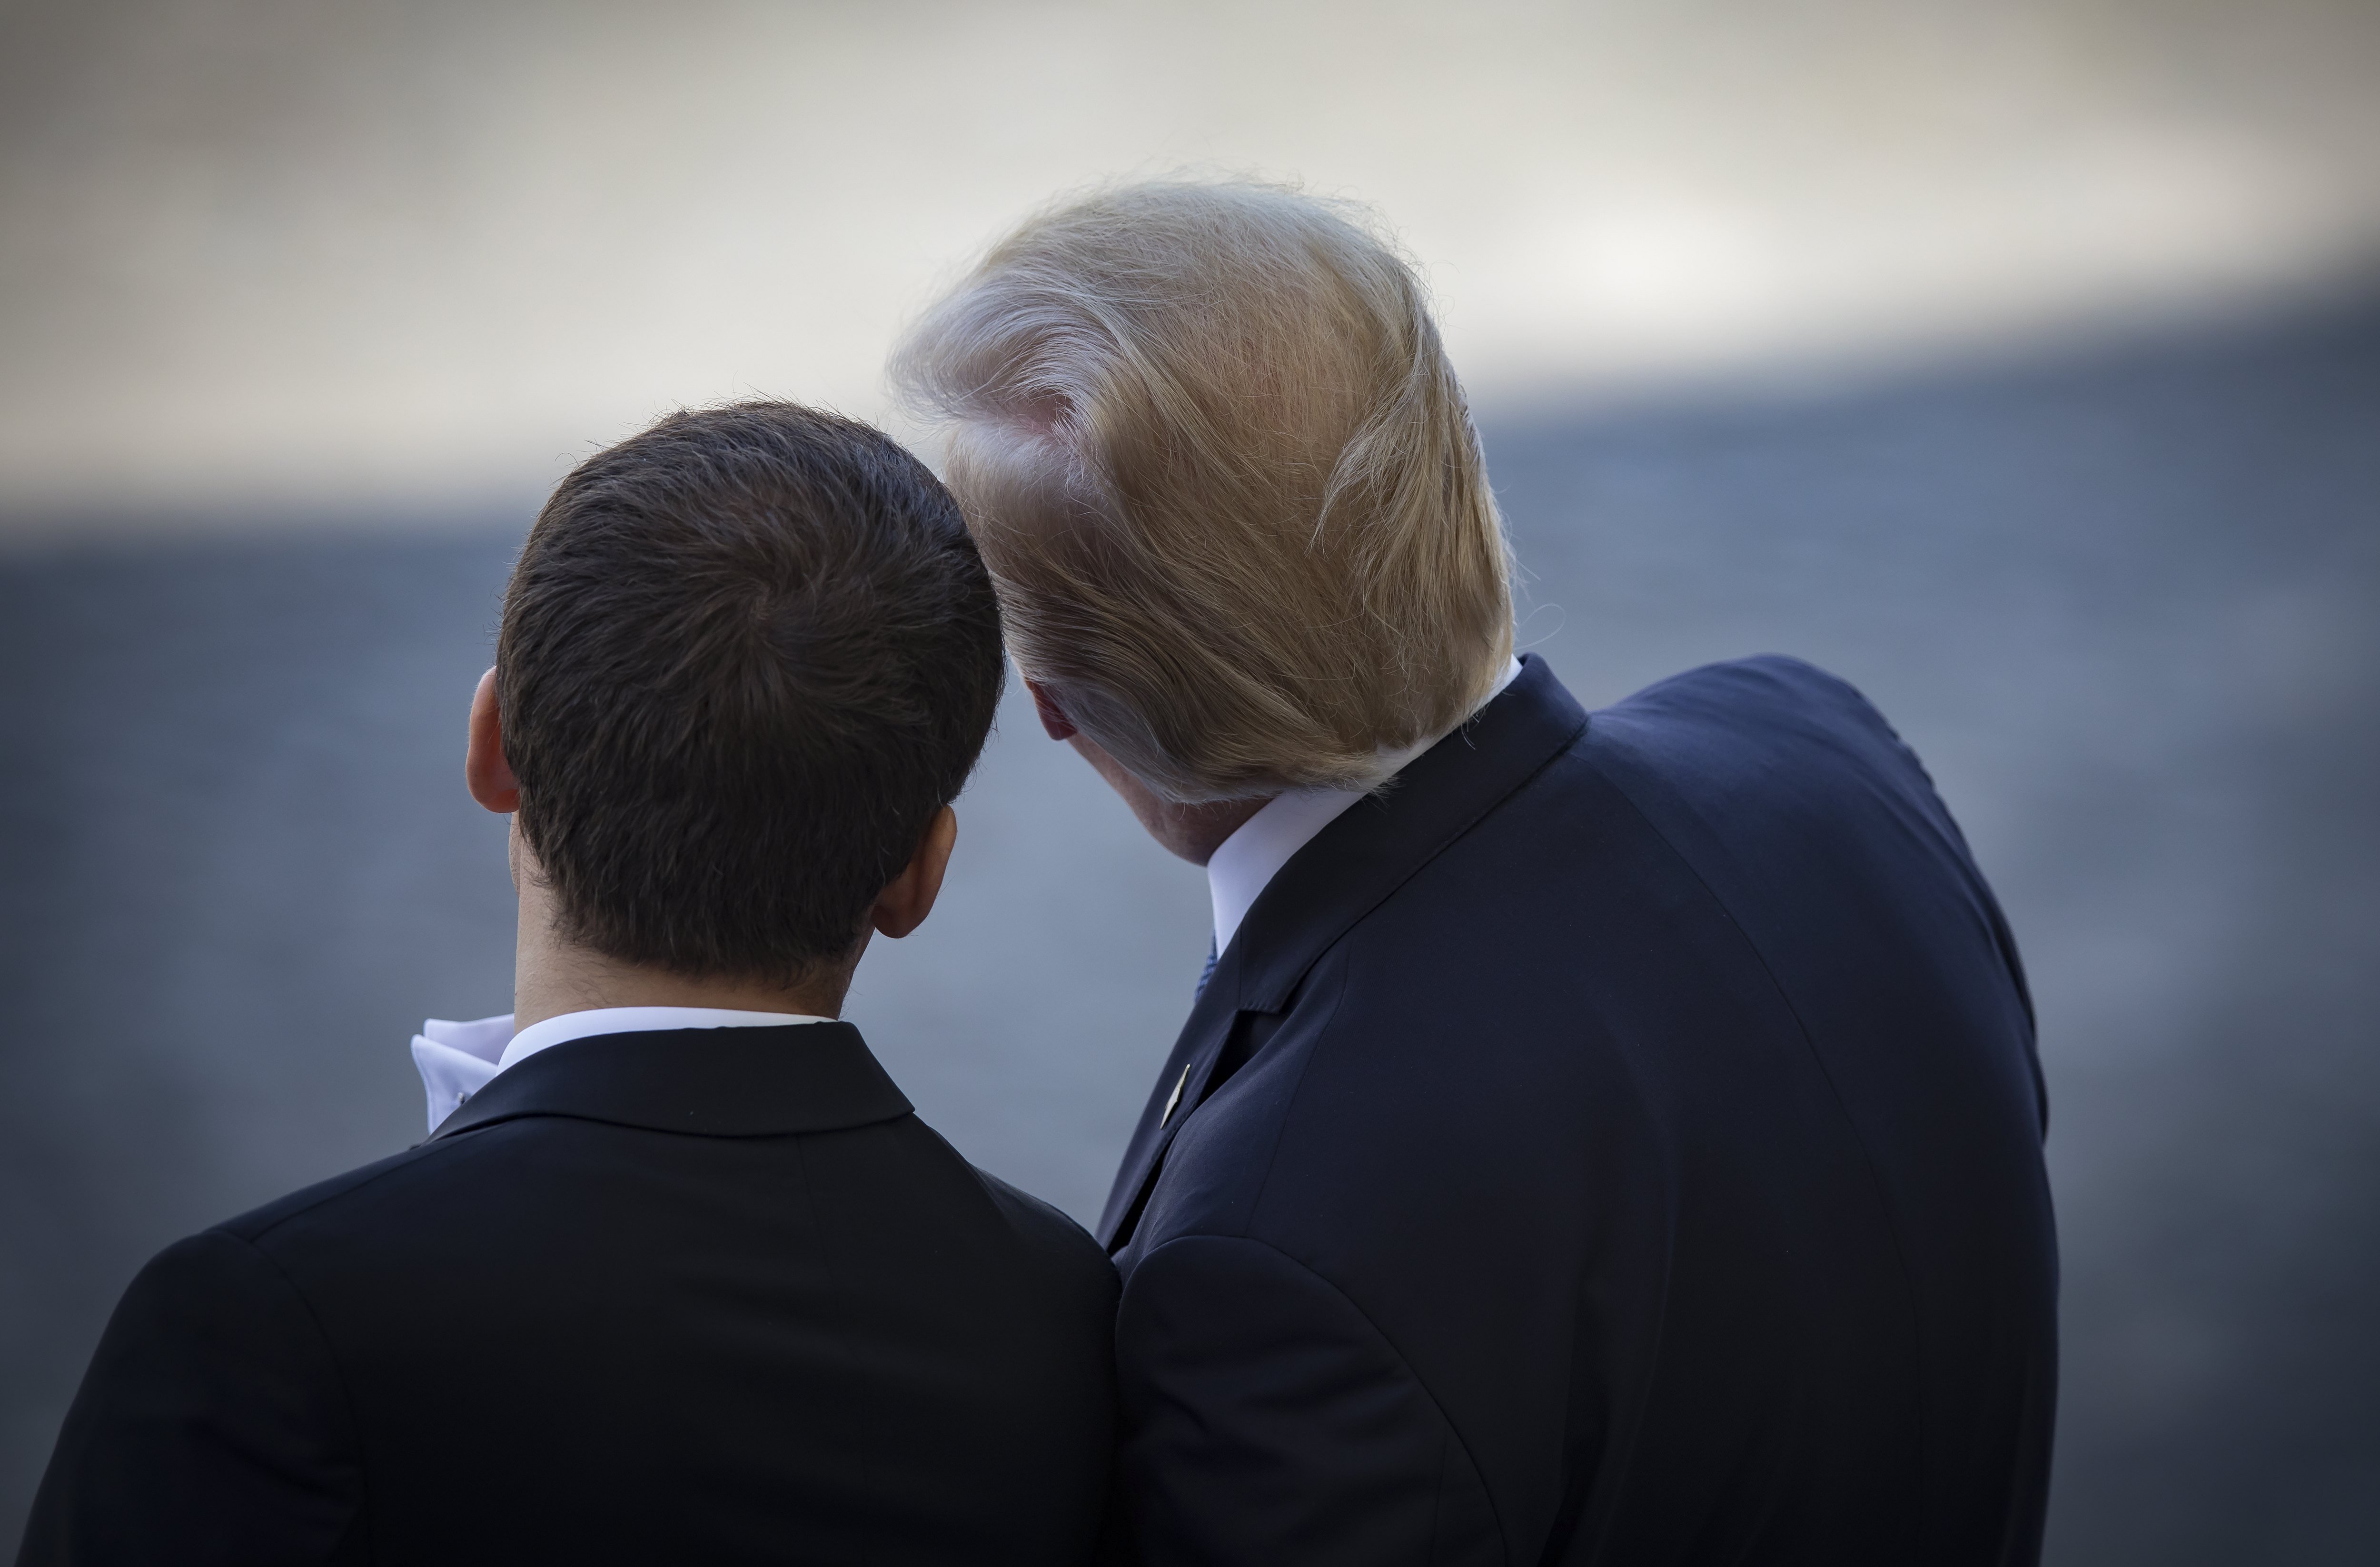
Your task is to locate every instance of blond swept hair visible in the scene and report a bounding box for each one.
[892,180,1513,802]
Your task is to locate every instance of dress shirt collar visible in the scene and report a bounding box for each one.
[1205,656,1523,957]
[410,1005,833,1134]
[429,1020,912,1144]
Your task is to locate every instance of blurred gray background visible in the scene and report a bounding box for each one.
[3,1,2377,1560]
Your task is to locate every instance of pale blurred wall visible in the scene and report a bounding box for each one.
[2,0,2377,525]
[4,3,2380,1563]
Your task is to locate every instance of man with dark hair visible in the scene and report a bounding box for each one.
[20,403,1121,1565]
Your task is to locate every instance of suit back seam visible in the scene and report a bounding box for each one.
[1575,737,1934,1557]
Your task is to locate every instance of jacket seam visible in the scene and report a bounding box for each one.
[792,1134,882,1567]
[205,1228,373,1560]
[228,1140,468,1248]
[1138,1230,1514,1566]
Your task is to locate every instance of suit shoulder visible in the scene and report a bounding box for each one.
[125,1225,300,1307]
[90,1228,341,1408]
[970,1167,1119,1300]
[205,1132,491,1250]
[1588,654,1926,796]
[1625,654,1890,735]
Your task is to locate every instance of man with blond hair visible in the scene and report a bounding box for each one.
[897,182,2057,1566]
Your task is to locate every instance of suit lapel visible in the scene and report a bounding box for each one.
[1094,656,1593,1254]
[1094,945,1248,1246]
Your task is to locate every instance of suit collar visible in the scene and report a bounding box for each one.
[1093,655,1589,1247]
[426,1022,913,1143]
[1202,658,1527,956]
[1223,653,1588,1013]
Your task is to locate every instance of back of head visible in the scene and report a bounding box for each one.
[893,180,1512,803]
[499,402,1003,986]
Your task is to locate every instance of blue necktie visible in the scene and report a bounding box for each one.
[1196,936,1218,999]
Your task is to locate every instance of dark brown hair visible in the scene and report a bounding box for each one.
[498,402,1003,984]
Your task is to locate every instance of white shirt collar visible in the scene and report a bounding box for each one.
[409,1005,833,1134]
[1205,656,1523,958]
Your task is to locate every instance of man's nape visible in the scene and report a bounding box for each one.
[1027,676,1268,866]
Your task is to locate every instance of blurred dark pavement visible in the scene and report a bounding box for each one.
[4,290,2376,1560]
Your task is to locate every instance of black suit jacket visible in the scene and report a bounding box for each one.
[1103,655,2057,1566]
[22,1024,1120,1566]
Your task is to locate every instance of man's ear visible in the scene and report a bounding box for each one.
[871,805,957,940]
[465,667,520,813]
[1024,679,1078,742]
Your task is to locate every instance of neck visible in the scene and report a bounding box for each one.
[508,828,854,1035]
[1064,733,1273,865]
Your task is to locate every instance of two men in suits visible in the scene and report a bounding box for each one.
[29,180,2057,1565]
[896,180,2060,1564]
[20,405,1119,1564]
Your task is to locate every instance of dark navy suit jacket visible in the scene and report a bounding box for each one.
[1101,655,2056,1566]
[23,1025,1120,1566]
